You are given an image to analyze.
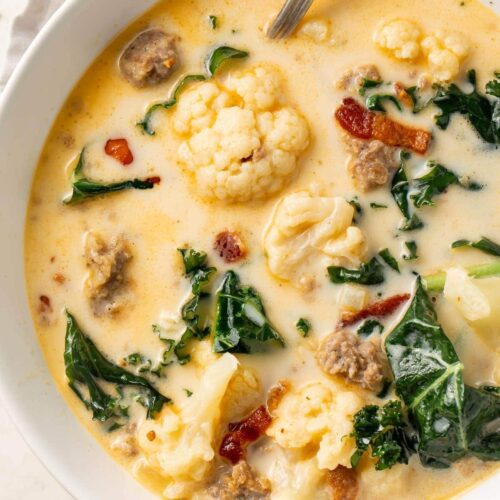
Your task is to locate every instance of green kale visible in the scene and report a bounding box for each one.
[328,257,385,285]
[138,46,249,135]
[296,318,311,337]
[378,249,400,273]
[385,278,500,468]
[359,78,383,96]
[64,311,169,421]
[357,319,384,338]
[184,388,194,397]
[208,15,218,29]
[370,202,388,209]
[432,69,500,145]
[63,149,159,204]
[350,400,417,470]
[403,241,418,260]
[348,197,363,215]
[377,379,393,399]
[405,86,433,113]
[366,94,402,113]
[178,248,216,294]
[410,161,482,209]
[213,271,285,353]
[451,236,500,257]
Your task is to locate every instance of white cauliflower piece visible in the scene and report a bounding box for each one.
[174,65,309,203]
[298,19,330,43]
[444,267,491,321]
[266,381,365,470]
[137,353,238,499]
[421,31,469,82]
[263,186,366,288]
[374,19,421,60]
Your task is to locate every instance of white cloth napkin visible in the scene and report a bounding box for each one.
[0,0,65,90]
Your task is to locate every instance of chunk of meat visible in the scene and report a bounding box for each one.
[219,406,272,465]
[339,293,411,327]
[336,65,381,93]
[206,461,270,500]
[317,330,384,392]
[84,233,132,316]
[342,134,399,191]
[119,29,179,88]
[105,138,134,166]
[214,230,247,263]
[328,465,358,500]
[335,98,432,155]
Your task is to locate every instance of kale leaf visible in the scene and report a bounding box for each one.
[357,319,384,338]
[379,248,400,273]
[403,241,418,261]
[328,257,385,285]
[208,15,218,29]
[405,86,433,113]
[366,94,402,113]
[213,270,285,353]
[64,311,169,421]
[359,78,383,96]
[451,236,500,257]
[138,46,249,135]
[391,152,424,231]
[63,149,159,205]
[432,69,500,144]
[178,248,216,294]
[296,318,311,337]
[370,202,388,209]
[350,400,417,470]
[385,278,500,468]
[410,161,482,209]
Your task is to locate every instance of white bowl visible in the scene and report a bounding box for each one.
[0,0,498,498]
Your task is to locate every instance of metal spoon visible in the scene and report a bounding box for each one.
[267,0,314,39]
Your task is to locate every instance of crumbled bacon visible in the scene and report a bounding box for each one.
[53,273,66,285]
[328,466,359,500]
[39,295,52,313]
[339,293,411,327]
[335,98,431,154]
[219,405,272,465]
[105,138,134,166]
[214,231,247,263]
[146,176,161,185]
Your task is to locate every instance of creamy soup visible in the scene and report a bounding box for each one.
[25,0,500,498]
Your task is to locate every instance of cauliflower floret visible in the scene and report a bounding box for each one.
[298,19,330,43]
[263,186,366,289]
[137,353,238,499]
[174,65,310,203]
[373,19,421,60]
[421,31,469,82]
[444,267,491,321]
[266,381,365,470]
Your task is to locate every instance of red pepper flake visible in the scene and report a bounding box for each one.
[39,295,52,313]
[146,176,161,185]
[334,98,432,154]
[105,138,134,166]
[219,405,272,465]
[339,293,411,327]
[214,231,247,263]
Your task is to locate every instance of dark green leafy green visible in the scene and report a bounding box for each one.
[403,241,418,261]
[359,78,383,96]
[377,379,392,399]
[178,248,216,294]
[350,400,417,470]
[391,152,424,232]
[63,149,158,204]
[379,249,400,273]
[348,197,363,215]
[451,237,500,257]
[208,15,218,29]
[213,271,285,353]
[385,278,500,468]
[328,257,385,285]
[410,162,482,209]
[366,94,402,112]
[184,388,194,397]
[296,318,311,337]
[370,202,388,209]
[405,86,433,113]
[138,46,249,135]
[432,69,500,145]
[357,319,384,338]
[64,311,169,421]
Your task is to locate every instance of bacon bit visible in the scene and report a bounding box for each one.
[146,430,156,442]
[50,256,56,263]
[328,466,359,500]
[335,98,432,154]
[339,293,411,327]
[105,138,134,166]
[219,405,272,465]
[394,82,413,108]
[146,176,161,185]
[39,295,52,313]
[53,273,66,285]
[214,231,247,263]
[266,379,291,415]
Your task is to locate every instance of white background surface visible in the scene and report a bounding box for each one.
[0,4,71,499]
